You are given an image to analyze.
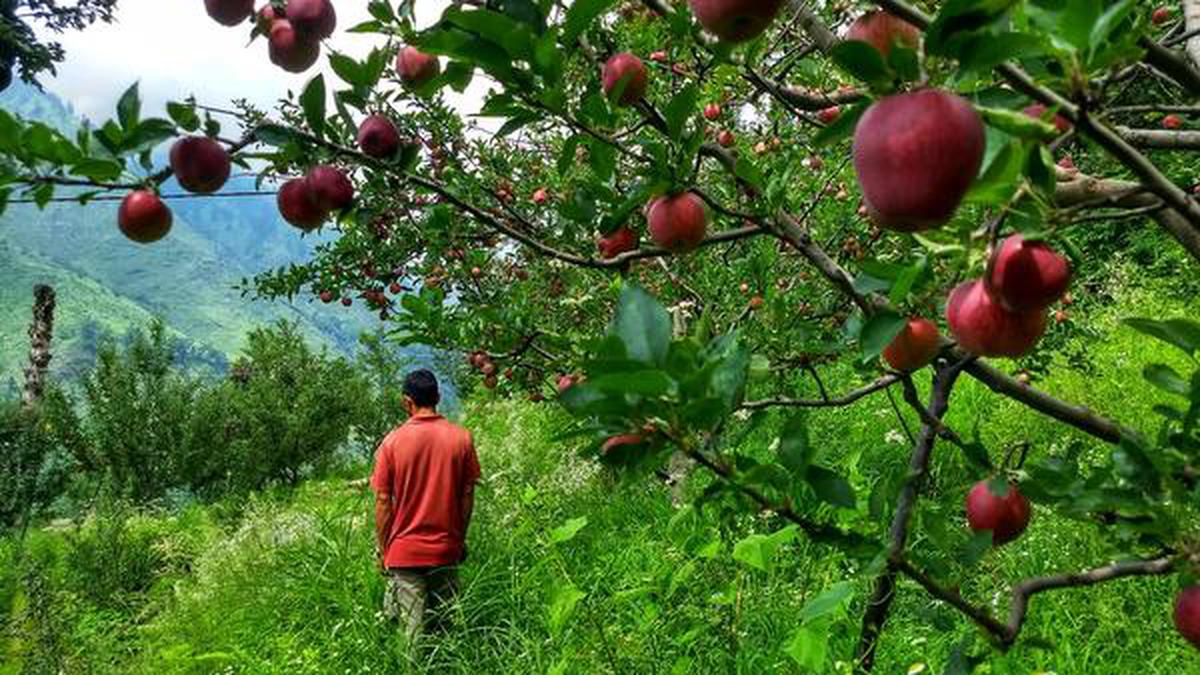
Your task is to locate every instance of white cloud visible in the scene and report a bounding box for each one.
[33,0,491,126]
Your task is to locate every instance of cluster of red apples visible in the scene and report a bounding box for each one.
[204,0,337,73]
[116,135,233,244]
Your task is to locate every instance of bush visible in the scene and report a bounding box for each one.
[0,389,80,530]
[62,499,164,612]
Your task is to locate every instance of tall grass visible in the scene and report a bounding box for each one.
[1,258,1197,674]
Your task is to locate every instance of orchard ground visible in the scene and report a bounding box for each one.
[2,262,1196,674]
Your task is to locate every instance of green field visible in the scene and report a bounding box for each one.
[1,260,1196,674]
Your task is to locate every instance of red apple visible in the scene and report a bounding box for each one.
[717,129,735,147]
[597,225,640,259]
[256,4,278,31]
[306,165,354,211]
[1023,103,1072,134]
[817,106,840,124]
[277,177,327,230]
[688,0,784,43]
[556,374,576,393]
[845,10,920,59]
[169,136,231,194]
[268,20,321,73]
[341,297,352,307]
[396,46,441,87]
[649,50,669,63]
[986,234,1071,312]
[883,317,940,371]
[946,280,1047,358]
[287,0,336,39]
[703,103,722,120]
[1163,114,1184,130]
[601,433,645,455]
[389,282,402,294]
[205,0,254,26]
[748,296,764,310]
[966,479,1031,545]
[646,192,708,252]
[319,290,334,303]
[853,89,985,232]
[602,52,648,106]
[1152,6,1172,26]
[118,190,173,244]
[1174,586,1200,648]
[532,188,549,205]
[483,374,498,389]
[356,114,401,159]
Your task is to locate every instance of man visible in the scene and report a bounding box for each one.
[371,369,480,639]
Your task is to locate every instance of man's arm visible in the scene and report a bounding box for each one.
[375,492,394,561]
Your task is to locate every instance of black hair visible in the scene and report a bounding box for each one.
[403,369,440,408]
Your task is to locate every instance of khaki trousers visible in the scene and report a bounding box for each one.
[383,567,459,640]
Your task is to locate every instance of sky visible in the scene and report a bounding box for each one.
[34,0,490,125]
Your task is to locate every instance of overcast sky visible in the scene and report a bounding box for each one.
[35,0,489,124]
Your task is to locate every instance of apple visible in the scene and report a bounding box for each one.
[389,282,402,294]
[646,192,708,252]
[483,374,498,389]
[597,225,639,259]
[306,165,354,211]
[169,136,231,194]
[470,266,483,278]
[602,52,648,106]
[817,106,840,124]
[118,190,173,244]
[1174,586,1200,648]
[649,50,669,63]
[853,89,985,231]
[1023,103,1071,134]
[883,317,940,371]
[946,280,1047,358]
[703,103,722,120]
[532,188,549,205]
[845,10,920,59]
[268,20,321,73]
[556,374,576,393]
[287,0,336,39]
[748,296,764,310]
[277,177,328,230]
[739,282,750,294]
[205,0,254,26]
[396,46,441,87]
[356,114,401,159]
[965,479,1031,545]
[1152,6,1172,26]
[986,233,1071,312]
[754,141,768,154]
[256,4,278,31]
[717,129,735,147]
[601,433,646,455]
[341,297,352,307]
[688,0,784,42]
[319,290,334,303]
[1163,114,1184,130]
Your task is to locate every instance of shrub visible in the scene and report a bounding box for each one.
[0,390,80,530]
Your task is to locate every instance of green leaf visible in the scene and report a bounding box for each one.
[124,118,176,154]
[733,156,765,191]
[806,466,856,508]
[813,99,870,148]
[1144,364,1191,398]
[778,412,814,476]
[588,370,674,396]
[706,333,750,412]
[1088,0,1136,61]
[859,310,906,360]
[443,61,474,93]
[442,7,535,62]
[1123,318,1200,357]
[0,109,21,154]
[965,135,1026,205]
[732,525,797,572]
[612,285,671,366]
[166,101,200,132]
[798,581,852,622]
[925,0,1020,57]
[663,83,698,141]
[829,41,890,89]
[958,31,1046,74]
[368,0,395,22]
[978,106,1058,141]
[329,52,367,87]
[547,583,586,635]
[588,138,616,181]
[71,159,124,183]
[562,0,617,44]
[254,123,303,147]
[300,74,327,139]
[549,516,589,544]
[784,626,828,670]
[116,82,141,131]
[960,441,993,471]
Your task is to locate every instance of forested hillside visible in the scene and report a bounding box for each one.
[0,81,374,380]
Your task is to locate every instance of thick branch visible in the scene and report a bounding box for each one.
[1116,126,1200,149]
[857,363,963,670]
[1186,0,1200,72]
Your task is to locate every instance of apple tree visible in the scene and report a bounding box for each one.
[2,0,1200,669]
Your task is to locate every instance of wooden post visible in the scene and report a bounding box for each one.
[21,284,56,410]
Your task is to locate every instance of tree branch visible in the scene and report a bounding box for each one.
[740,374,901,410]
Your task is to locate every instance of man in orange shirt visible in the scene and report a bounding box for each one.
[371,369,480,639]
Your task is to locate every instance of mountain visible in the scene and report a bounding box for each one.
[0,81,378,384]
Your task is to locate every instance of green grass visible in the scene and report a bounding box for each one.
[1,259,1198,674]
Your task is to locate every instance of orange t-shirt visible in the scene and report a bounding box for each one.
[371,414,481,569]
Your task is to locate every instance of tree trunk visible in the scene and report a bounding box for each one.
[21,284,56,410]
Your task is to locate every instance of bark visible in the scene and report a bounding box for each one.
[21,284,56,410]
